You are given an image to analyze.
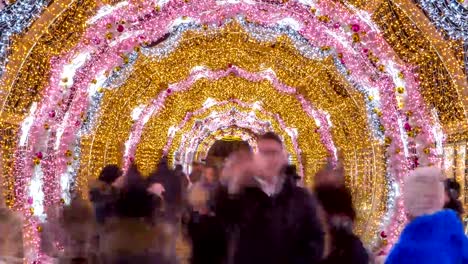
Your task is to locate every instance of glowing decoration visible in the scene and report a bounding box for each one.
[123,66,337,172]
[165,99,305,175]
[415,0,468,74]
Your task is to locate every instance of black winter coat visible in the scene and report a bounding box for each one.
[320,228,369,264]
[213,177,325,264]
[188,211,227,264]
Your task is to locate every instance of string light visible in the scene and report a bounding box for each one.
[414,0,468,75]
[0,0,51,77]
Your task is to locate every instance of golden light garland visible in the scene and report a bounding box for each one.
[0,0,96,117]
[373,1,467,125]
[0,121,19,207]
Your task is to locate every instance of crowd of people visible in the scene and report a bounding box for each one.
[0,132,467,263]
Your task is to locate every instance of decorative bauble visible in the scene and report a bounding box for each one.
[423,147,431,155]
[404,123,412,132]
[36,152,43,159]
[117,24,125,32]
[352,33,360,42]
[396,87,405,94]
[351,24,360,32]
[33,158,41,165]
[384,137,392,145]
[380,231,387,238]
[48,110,56,118]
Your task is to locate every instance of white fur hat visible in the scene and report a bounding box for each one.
[403,166,445,218]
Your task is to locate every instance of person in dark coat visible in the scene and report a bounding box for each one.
[147,156,184,222]
[175,164,189,191]
[314,159,368,264]
[187,165,226,264]
[284,164,301,186]
[89,164,122,224]
[211,132,325,264]
[100,164,175,264]
[444,178,464,220]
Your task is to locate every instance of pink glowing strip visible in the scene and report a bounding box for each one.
[161,99,304,176]
[122,66,335,172]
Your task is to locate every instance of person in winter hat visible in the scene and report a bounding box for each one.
[385,166,468,264]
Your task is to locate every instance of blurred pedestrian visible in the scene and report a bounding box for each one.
[385,166,468,264]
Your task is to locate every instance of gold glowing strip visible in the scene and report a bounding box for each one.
[392,0,468,116]
[0,0,78,110]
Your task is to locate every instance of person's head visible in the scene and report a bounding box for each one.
[98,164,122,185]
[221,148,254,183]
[444,178,461,203]
[192,162,203,171]
[403,166,445,220]
[284,164,301,185]
[175,164,183,172]
[256,132,287,181]
[116,165,157,219]
[203,165,218,184]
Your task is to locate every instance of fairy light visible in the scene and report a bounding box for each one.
[0,0,51,77]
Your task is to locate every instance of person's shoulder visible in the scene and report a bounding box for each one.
[290,186,319,207]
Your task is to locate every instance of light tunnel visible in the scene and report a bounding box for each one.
[0,0,467,261]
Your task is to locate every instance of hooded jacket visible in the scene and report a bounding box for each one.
[385,210,468,264]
